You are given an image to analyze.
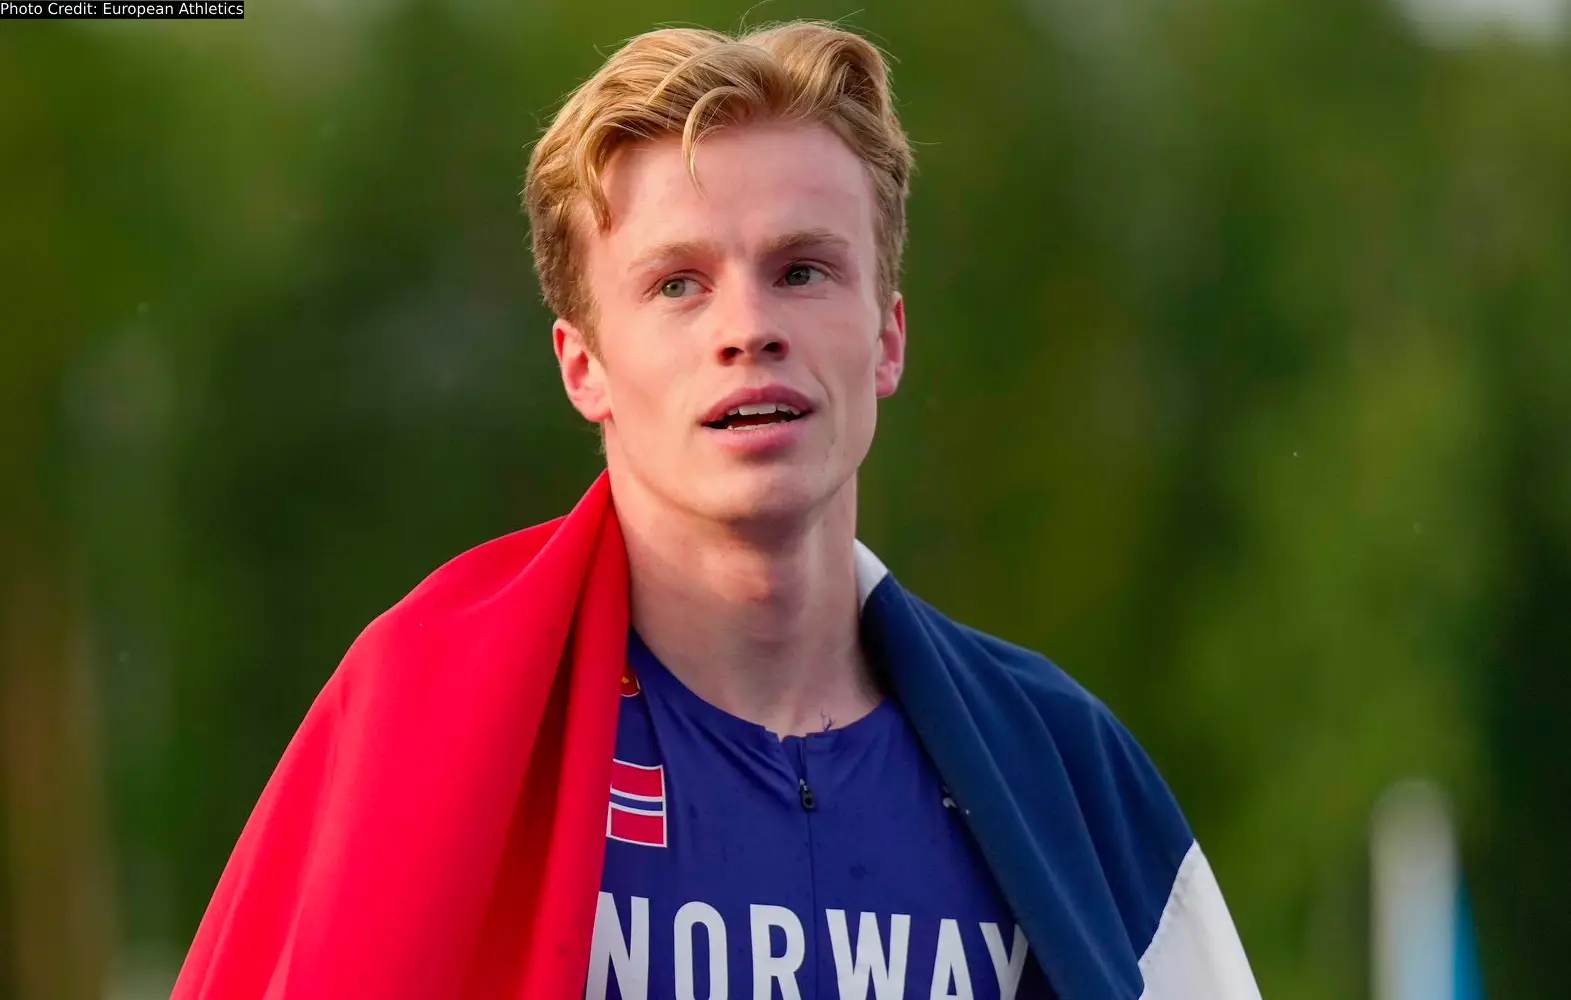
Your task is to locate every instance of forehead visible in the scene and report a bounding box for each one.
[589,121,878,265]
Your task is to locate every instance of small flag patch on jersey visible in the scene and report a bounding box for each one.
[607,758,666,847]
[620,669,640,698]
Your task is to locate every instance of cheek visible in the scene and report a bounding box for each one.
[836,317,885,381]
[603,342,691,434]
[614,370,665,425]
[828,335,883,422]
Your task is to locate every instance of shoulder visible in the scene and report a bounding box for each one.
[953,612,1190,835]
[950,616,1106,711]
[898,588,1139,747]
[396,516,567,614]
[893,587,1195,892]
[341,516,567,672]
[876,582,1201,966]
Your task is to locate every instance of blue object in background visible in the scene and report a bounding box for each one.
[1454,880,1484,1000]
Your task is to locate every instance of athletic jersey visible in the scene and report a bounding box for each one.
[589,631,1056,1000]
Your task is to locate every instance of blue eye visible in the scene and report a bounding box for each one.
[783,264,824,287]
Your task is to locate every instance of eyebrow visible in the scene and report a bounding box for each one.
[626,228,853,277]
[764,227,852,258]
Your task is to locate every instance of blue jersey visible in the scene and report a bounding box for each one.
[590,631,1056,1000]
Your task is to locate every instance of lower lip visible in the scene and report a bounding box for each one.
[702,415,812,457]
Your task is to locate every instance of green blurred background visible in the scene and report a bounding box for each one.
[2,2,1569,997]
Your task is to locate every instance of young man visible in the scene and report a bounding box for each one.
[173,21,1262,1000]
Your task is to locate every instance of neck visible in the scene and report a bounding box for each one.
[613,477,881,739]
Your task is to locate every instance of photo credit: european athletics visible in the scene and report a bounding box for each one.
[0,1,243,17]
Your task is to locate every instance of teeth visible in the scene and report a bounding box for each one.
[726,402,801,418]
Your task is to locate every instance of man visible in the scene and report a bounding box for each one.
[173,21,1262,1000]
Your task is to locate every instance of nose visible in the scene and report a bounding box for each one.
[713,283,790,364]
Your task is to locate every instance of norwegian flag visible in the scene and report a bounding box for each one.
[607,759,667,847]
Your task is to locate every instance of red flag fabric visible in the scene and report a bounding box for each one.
[171,472,628,1000]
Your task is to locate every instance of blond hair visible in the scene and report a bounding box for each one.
[522,21,914,339]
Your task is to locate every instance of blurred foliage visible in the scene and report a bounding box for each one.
[2,2,1569,998]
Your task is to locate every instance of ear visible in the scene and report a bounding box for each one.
[554,318,612,423]
[874,293,906,398]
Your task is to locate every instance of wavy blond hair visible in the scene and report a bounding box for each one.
[522,21,914,341]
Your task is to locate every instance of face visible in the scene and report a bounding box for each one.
[554,120,906,532]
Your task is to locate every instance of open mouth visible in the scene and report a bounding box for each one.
[702,402,809,431]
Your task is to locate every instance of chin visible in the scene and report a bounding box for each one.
[692,467,840,530]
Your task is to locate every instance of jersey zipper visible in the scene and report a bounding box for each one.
[794,737,818,811]
[794,738,820,999]
[792,732,818,811]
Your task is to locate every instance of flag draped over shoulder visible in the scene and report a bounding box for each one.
[173,471,1263,1000]
[172,474,628,1000]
